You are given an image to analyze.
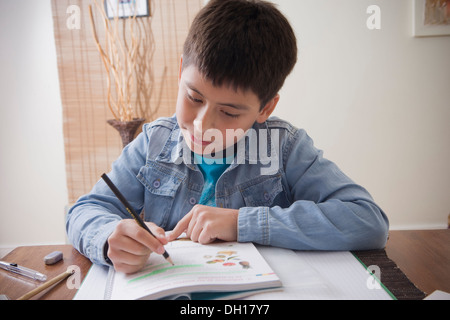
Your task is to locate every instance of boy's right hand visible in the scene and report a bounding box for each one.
[106,219,168,274]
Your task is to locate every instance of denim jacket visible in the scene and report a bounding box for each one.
[66,116,389,266]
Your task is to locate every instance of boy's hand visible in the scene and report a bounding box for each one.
[168,205,238,244]
[107,220,168,274]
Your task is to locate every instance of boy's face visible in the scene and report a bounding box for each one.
[176,65,278,155]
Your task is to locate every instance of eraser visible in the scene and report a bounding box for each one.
[44,251,63,265]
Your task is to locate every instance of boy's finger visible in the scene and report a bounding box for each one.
[168,212,192,241]
[146,222,168,245]
[130,224,165,255]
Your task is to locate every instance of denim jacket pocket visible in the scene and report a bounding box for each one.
[240,174,289,207]
[137,162,184,227]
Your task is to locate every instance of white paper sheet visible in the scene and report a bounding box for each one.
[244,249,393,300]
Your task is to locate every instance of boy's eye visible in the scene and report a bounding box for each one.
[223,111,240,118]
[187,93,203,104]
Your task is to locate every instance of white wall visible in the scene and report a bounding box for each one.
[0,0,68,248]
[273,0,450,229]
[0,1,448,248]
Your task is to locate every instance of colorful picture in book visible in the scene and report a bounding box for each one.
[204,249,251,269]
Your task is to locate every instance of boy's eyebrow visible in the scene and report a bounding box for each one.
[185,82,251,111]
[218,102,250,111]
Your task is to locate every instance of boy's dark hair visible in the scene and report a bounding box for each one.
[182,0,297,109]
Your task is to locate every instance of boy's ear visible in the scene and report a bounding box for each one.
[256,94,280,123]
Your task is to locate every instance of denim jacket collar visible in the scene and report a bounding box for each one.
[154,119,277,173]
[155,122,192,166]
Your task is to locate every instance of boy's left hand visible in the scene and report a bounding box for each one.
[168,205,238,244]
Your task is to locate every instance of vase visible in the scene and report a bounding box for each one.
[107,118,145,148]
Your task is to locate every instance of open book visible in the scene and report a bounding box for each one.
[105,238,281,300]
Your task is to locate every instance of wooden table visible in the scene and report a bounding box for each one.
[385,229,450,295]
[1,229,448,300]
[0,245,91,300]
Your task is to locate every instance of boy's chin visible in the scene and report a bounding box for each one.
[190,145,226,157]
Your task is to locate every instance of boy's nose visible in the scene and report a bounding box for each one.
[194,106,215,134]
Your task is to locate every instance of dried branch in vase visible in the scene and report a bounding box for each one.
[88,0,160,123]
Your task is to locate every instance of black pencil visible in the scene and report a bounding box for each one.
[101,173,174,266]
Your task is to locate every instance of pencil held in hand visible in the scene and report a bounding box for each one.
[101,173,174,266]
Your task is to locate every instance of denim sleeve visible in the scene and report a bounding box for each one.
[66,130,149,266]
[238,129,389,251]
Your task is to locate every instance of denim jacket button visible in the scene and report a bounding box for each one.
[153,179,161,188]
[189,197,196,205]
[263,192,270,201]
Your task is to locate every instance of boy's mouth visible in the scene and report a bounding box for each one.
[191,134,213,146]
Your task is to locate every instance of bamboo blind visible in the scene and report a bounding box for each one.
[51,0,203,204]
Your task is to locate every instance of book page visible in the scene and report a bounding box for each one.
[73,264,109,300]
[109,239,281,300]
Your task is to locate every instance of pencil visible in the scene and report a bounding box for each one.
[17,270,74,300]
[101,173,174,266]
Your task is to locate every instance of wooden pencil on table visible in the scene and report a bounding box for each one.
[17,270,74,300]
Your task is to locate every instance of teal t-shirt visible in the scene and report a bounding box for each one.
[194,153,232,207]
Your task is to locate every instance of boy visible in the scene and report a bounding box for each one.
[67,0,389,274]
